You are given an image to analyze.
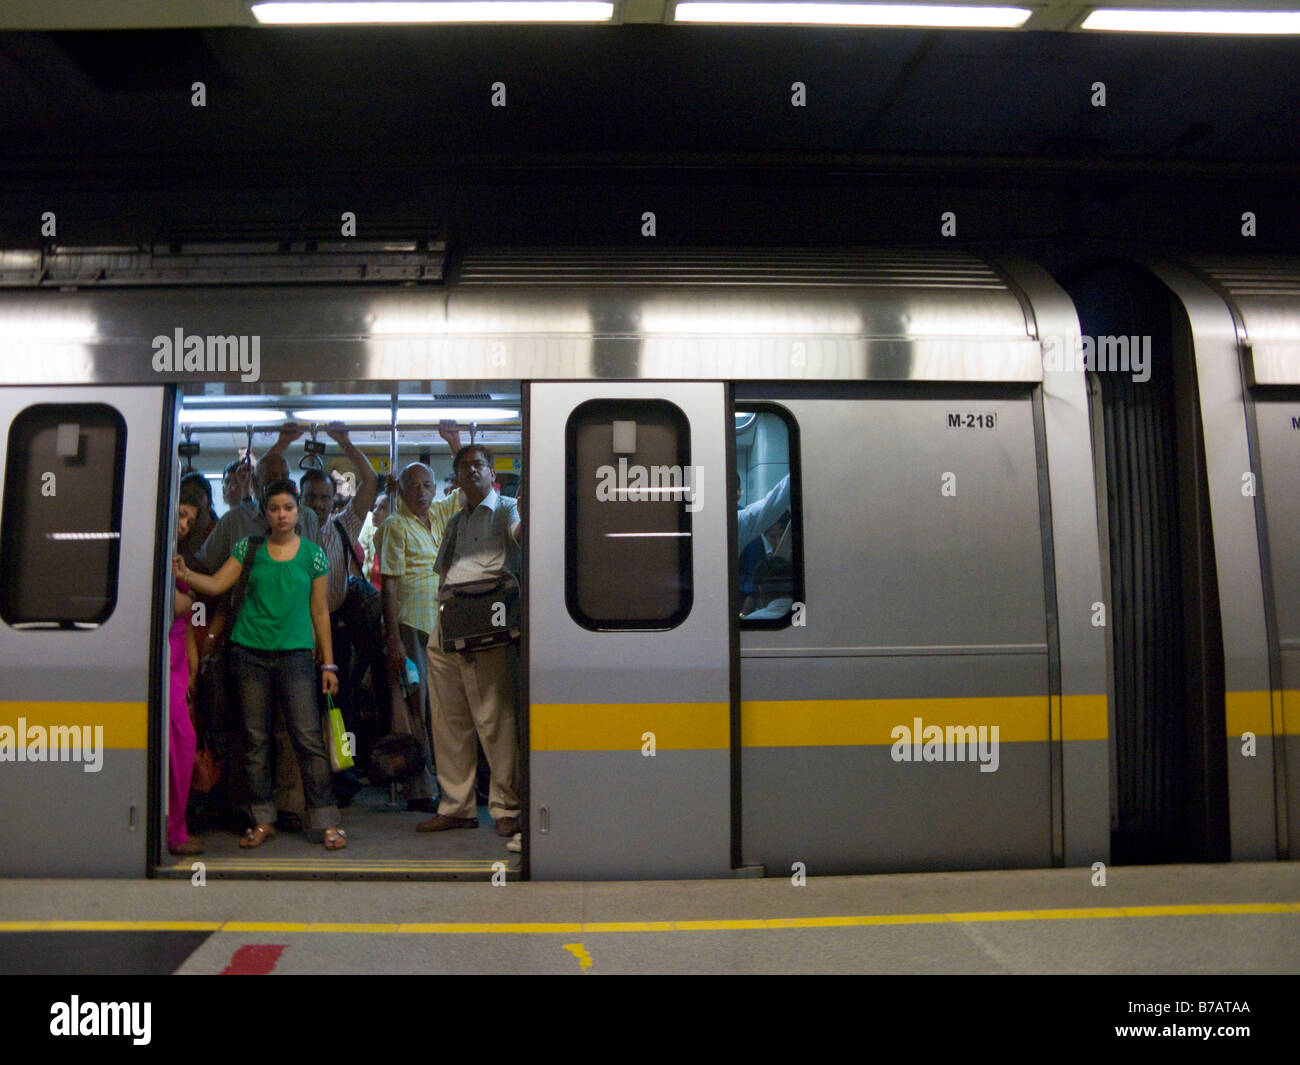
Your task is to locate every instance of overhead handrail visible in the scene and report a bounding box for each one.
[299,422,326,471]
[177,427,200,473]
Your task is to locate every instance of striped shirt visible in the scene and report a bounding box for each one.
[320,505,366,614]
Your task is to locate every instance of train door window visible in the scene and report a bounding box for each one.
[0,403,126,627]
[565,398,693,630]
[735,406,802,627]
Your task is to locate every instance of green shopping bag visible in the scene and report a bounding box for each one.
[324,693,355,772]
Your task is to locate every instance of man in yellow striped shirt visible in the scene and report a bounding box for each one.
[380,441,462,808]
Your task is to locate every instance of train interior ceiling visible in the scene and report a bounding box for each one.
[172,384,523,879]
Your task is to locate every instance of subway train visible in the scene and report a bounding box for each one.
[0,244,1294,880]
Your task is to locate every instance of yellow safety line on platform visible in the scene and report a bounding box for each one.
[3,901,1298,935]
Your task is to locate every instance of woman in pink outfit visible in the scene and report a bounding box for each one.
[168,493,205,856]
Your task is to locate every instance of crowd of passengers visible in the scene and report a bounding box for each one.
[166,420,522,854]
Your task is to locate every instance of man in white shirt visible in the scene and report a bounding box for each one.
[417,444,523,838]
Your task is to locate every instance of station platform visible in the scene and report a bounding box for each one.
[1,862,1298,976]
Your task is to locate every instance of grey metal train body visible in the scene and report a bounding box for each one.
[0,245,1290,879]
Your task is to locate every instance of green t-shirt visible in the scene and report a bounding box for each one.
[230,536,329,651]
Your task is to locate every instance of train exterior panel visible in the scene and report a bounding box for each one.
[0,244,1286,878]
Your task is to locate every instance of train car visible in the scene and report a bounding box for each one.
[0,243,1286,880]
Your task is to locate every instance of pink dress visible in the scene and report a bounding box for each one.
[167,578,197,851]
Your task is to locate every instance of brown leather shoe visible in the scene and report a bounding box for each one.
[416,814,478,832]
[494,817,521,837]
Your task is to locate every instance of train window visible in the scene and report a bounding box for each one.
[565,399,693,630]
[0,404,127,628]
[736,406,802,628]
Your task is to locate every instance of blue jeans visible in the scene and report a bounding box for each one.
[229,643,340,832]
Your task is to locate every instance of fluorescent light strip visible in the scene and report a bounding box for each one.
[179,409,287,425]
[252,1,614,23]
[291,407,520,422]
[604,532,693,538]
[1081,9,1300,33]
[675,2,1031,26]
[0,318,98,341]
[47,532,121,541]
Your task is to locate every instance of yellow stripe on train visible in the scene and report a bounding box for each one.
[531,703,729,751]
[742,696,1109,746]
[0,702,147,751]
[529,695,1110,750]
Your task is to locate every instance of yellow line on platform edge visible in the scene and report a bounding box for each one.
[3,902,1298,935]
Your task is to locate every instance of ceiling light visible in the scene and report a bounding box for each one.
[1080,9,1300,33]
[399,407,520,422]
[179,409,287,425]
[292,407,394,423]
[291,407,521,423]
[674,2,1031,27]
[0,317,98,341]
[252,1,614,23]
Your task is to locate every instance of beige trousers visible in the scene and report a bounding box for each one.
[426,630,520,821]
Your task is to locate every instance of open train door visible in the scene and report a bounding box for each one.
[526,382,735,879]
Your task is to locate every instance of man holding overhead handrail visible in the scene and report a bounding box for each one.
[418,443,523,839]
[379,420,464,810]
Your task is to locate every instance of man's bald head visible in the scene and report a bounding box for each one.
[255,453,288,493]
[396,462,436,519]
[397,462,432,491]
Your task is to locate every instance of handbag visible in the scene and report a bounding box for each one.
[191,745,220,794]
[438,575,520,653]
[323,692,355,773]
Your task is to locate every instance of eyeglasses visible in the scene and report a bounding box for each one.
[459,459,491,471]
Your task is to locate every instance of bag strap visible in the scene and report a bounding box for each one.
[441,511,462,570]
[229,535,264,624]
[333,517,364,578]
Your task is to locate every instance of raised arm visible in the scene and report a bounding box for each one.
[327,424,379,520]
[737,473,791,553]
[175,552,243,598]
[267,423,304,457]
[437,419,463,456]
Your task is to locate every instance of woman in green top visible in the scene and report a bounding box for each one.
[175,479,346,851]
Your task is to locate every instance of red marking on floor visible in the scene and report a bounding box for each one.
[221,944,287,975]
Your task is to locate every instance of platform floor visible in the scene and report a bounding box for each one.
[1,862,1298,975]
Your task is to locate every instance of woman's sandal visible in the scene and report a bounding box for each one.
[239,824,276,849]
[323,827,347,851]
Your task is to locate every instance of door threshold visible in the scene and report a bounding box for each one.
[153,856,520,881]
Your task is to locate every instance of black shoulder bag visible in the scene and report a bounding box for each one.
[333,517,384,639]
[436,515,521,653]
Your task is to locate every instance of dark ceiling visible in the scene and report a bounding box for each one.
[1,26,1297,261]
